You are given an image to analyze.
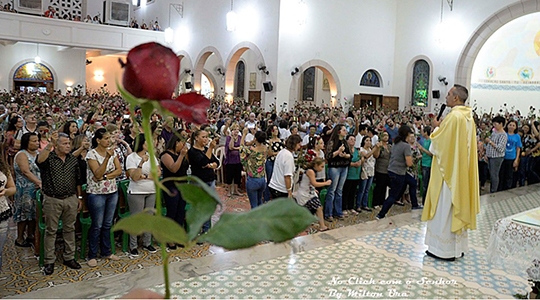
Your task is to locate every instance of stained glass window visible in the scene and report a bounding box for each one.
[411,60,430,107]
[235,61,245,98]
[13,62,54,82]
[302,67,315,101]
[360,70,381,87]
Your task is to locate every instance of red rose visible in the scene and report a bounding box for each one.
[120,42,180,101]
[161,92,209,125]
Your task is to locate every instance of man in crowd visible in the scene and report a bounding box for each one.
[36,132,83,275]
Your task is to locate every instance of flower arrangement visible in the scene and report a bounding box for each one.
[112,42,315,298]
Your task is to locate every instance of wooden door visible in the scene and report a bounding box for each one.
[382,96,399,111]
[248,91,261,105]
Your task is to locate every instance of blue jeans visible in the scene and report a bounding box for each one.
[87,192,118,259]
[356,176,374,208]
[324,167,348,218]
[488,157,504,193]
[246,177,266,209]
[264,159,275,202]
[401,173,420,207]
[377,171,406,218]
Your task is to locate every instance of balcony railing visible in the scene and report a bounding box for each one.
[0,11,165,51]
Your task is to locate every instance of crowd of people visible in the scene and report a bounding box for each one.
[0,86,539,274]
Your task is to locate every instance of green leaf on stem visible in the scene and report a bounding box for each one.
[112,212,189,245]
[176,177,221,240]
[198,198,316,249]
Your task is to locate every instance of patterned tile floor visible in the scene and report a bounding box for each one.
[6,185,540,299]
[139,189,540,299]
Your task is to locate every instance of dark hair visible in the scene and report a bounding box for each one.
[37,120,49,128]
[492,116,506,125]
[279,119,288,129]
[165,131,183,151]
[20,132,38,150]
[307,136,322,150]
[63,120,79,136]
[505,120,518,133]
[394,125,413,144]
[361,135,371,148]
[358,124,368,133]
[285,134,302,151]
[133,133,146,153]
[7,115,21,132]
[328,124,346,146]
[266,125,279,138]
[151,121,162,134]
[190,129,206,147]
[254,131,267,144]
[92,128,108,148]
[423,126,432,136]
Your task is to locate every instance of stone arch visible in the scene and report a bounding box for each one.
[193,46,224,93]
[177,50,194,93]
[224,41,266,95]
[405,55,435,111]
[455,0,540,86]
[288,59,341,107]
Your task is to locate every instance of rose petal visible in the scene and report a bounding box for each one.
[160,92,210,125]
[121,42,180,101]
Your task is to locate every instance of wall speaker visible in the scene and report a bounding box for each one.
[185,82,193,89]
[263,81,273,92]
[432,90,440,99]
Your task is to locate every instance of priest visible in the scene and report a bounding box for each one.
[422,84,480,261]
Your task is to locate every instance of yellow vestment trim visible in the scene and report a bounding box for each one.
[421,106,480,233]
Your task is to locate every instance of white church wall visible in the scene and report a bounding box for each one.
[392,0,526,112]
[275,0,398,112]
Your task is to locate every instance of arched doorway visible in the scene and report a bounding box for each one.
[13,61,54,93]
[289,60,341,109]
[193,47,224,100]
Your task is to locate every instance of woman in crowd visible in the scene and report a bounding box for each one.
[37,121,50,151]
[376,125,414,220]
[4,115,24,167]
[268,135,302,199]
[372,132,392,208]
[106,124,132,180]
[342,134,361,215]
[357,136,378,212]
[416,126,433,201]
[264,125,283,202]
[498,120,521,191]
[522,123,540,185]
[0,156,16,271]
[320,119,334,144]
[72,134,91,185]
[294,158,331,231]
[485,116,507,193]
[188,129,220,234]
[399,132,422,209]
[306,136,327,188]
[160,132,189,250]
[62,120,79,140]
[240,128,267,209]
[13,133,40,247]
[85,128,122,266]
[324,124,351,221]
[150,121,166,157]
[123,122,138,150]
[125,134,160,256]
[224,124,243,197]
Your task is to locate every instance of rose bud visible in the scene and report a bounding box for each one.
[119,42,180,100]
